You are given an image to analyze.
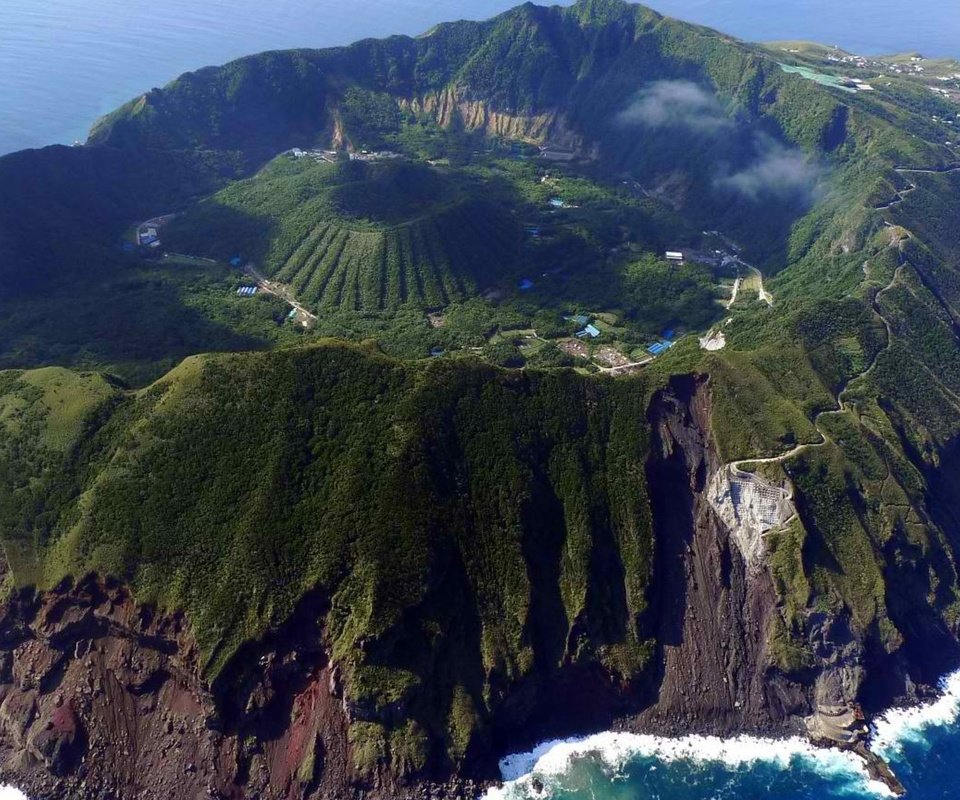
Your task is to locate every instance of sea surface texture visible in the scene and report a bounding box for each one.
[486,671,960,799]
[2,1,960,799]
[0,0,958,155]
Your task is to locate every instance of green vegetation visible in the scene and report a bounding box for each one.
[165,158,522,311]
[0,343,654,774]
[5,0,960,782]
[0,259,299,386]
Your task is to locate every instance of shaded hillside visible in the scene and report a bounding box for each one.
[0,145,247,295]
[3,1,960,797]
[166,159,522,310]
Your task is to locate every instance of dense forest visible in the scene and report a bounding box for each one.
[2,0,960,793]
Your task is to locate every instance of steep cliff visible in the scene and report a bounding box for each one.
[0,367,952,798]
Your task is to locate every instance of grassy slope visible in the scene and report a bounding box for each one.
[3,0,960,777]
[0,341,654,773]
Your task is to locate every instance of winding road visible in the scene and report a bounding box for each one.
[728,161,960,472]
[875,164,960,210]
[730,263,903,474]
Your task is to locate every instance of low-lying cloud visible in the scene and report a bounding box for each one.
[618,80,823,202]
[617,79,732,133]
[717,135,823,201]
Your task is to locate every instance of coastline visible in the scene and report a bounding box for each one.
[480,667,960,800]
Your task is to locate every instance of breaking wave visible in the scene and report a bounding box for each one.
[0,788,29,800]
[870,669,960,758]
[484,668,960,799]
[483,730,894,799]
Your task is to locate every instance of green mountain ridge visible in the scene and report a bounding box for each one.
[2,0,960,796]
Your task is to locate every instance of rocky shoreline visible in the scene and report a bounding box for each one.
[1,374,956,799]
[0,568,949,799]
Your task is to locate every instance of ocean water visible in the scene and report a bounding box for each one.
[3,1,960,799]
[0,0,958,156]
[485,670,960,800]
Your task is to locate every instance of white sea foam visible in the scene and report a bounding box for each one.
[483,730,893,799]
[870,668,960,757]
[0,787,29,800]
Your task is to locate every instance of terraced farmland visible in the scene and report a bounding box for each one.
[269,199,519,310]
[166,157,522,311]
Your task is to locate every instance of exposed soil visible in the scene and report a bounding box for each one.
[0,375,950,799]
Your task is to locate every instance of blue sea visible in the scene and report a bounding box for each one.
[0,0,958,156]
[2,1,960,798]
[485,671,960,800]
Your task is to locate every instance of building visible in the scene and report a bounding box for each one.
[647,340,674,356]
[576,324,601,339]
[665,250,684,263]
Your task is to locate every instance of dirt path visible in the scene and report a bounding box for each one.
[243,264,317,327]
[750,266,774,306]
[725,276,743,309]
[731,260,773,307]
[595,357,655,375]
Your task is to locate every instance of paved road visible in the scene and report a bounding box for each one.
[730,264,903,473]
[875,164,960,210]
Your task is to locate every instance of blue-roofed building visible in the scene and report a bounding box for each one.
[662,329,675,341]
[566,314,590,327]
[518,278,535,291]
[230,256,242,267]
[577,324,601,339]
[647,339,675,355]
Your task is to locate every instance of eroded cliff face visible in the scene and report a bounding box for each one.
[0,577,382,800]
[398,88,595,156]
[637,375,808,735]
[0,374,955,799]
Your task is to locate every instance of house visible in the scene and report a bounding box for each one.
[665,250,684,263]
